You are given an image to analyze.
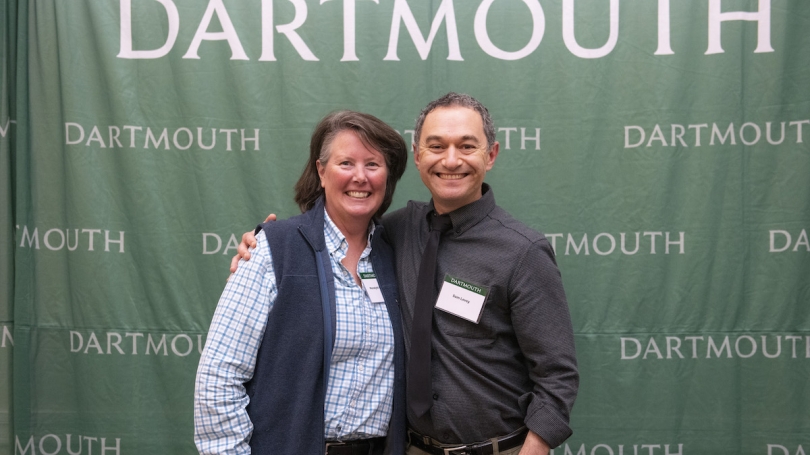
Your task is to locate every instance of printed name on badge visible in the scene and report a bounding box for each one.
[435,275,489,323]
[359,272,385,303]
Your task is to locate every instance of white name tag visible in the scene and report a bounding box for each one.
[360,272,385,303]
[435,275,489,323]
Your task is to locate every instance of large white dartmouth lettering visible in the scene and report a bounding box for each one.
[385,0,462,61]
[706,0,773,55]
[321,0,380,62]
[654,0,673,55]
[183,0,249,60]
[562,0,619,59]
[118,0,179,59]
[117,1,780,61]
[474,0,544,61]
[260,0,319,61]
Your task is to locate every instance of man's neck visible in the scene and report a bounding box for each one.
[433,196,481,215]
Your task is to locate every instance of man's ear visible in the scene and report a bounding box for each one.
[486,141,500,171]
[413,143,421,167]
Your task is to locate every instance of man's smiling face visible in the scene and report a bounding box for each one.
[414,106,499,214]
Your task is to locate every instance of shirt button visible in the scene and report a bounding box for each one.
[432,393,439,400]
[358,366,364,372]
[443,432,451,440]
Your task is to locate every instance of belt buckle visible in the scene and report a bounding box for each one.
[443,445,468,455]
[325,441,346,453]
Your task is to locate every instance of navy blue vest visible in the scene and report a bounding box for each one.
[245,198,405,455]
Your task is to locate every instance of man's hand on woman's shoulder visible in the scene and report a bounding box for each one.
[229,214,277,274]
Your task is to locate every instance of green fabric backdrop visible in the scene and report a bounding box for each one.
[2,0,809,454]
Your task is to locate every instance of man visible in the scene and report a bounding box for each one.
[235,93,578,454]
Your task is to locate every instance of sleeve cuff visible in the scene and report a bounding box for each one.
[524,402,573,449]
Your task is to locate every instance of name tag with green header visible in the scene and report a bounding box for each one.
[435,274,489,323]
[359,272,385,303]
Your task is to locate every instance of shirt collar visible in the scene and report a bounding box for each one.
[323,209,375,259]
[428,183,495,236]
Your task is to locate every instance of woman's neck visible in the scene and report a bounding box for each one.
[324,207,371,286]
[324,206,370,248]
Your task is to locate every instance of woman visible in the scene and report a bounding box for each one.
[194,111,408,455]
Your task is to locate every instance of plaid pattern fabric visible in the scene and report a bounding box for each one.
[194,211,394,454]
[322,212,395,440]
[194,231,277,454]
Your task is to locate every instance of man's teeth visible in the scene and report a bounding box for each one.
[439,173,464,180]
[347,191,371,198]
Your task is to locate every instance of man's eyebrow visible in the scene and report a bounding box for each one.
[423,134,481,143]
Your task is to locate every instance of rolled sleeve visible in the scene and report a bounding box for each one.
[510,240,579,448]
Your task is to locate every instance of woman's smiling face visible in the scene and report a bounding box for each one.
[317,130,388,227]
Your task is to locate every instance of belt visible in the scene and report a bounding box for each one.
[407,427,528,455]
[325,437,386,455]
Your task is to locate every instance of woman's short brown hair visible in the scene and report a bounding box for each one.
[294,110,408,219]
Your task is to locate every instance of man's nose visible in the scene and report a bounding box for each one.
[443,147,460,168]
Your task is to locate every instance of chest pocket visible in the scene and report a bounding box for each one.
[431,272,506,339]
[432,290,501,340]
